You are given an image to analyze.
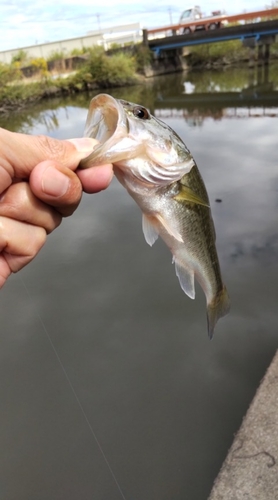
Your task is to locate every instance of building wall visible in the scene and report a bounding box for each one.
[0,23,141,64]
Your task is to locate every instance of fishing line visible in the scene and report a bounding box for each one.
[20,277,127,500]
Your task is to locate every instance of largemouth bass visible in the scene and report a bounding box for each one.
[80,93,230,338]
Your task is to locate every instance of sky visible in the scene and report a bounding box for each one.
[0,0,271,52]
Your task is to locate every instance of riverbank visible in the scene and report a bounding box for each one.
[0,47,142,114]
[0,74,142,115]
[209,351,278,500]
[1,40,277,114]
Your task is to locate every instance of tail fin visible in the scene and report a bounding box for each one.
[207,286,231,340]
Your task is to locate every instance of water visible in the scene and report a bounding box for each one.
[0,64,278,500]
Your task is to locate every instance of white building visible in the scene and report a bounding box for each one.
[0,23,142,64]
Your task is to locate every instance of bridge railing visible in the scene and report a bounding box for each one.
[146,7,278,38]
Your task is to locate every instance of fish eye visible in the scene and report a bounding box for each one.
[133,106,150,120]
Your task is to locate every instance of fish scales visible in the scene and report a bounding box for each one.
[80,93,230,337]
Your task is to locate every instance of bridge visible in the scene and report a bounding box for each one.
[146,19,278,55]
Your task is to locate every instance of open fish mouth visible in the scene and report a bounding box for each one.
[80,94,129,167]
[84,94,123,142]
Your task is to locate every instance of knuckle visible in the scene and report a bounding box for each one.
[46,213,62,234]
[0,182,62,234]
[36,135,70,163]
[25,227,47,262]
[0,182,28,217]
[33,227,47,254]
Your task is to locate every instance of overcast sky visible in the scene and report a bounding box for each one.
[0,0,271,52]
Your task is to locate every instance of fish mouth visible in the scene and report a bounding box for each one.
[80,93,127,168]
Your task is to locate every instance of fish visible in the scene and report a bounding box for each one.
[80,93,230,338]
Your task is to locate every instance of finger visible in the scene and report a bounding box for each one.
[0,165,12,193]
[0,129,99,180]
[0,182,62,234]
[29,161,83,217]
[76,164,114,193]
[0,216,46,288]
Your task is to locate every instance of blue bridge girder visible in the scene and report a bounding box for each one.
[147,19,278,56]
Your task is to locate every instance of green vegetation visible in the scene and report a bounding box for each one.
[70,46,89,56]
[80,47,137,86]
[30,57,49,78]
[1,37,277,113]
[55,47,138,94]
[11,49,28,65]
[0,46,139,112]
[133,45,154,72]
[0,62,22,85]
[189,36,278,66]
[189,40,248,66]
[47,50,67,62]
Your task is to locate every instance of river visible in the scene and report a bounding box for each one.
[0,62,278,500]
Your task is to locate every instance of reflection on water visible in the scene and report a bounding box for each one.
[0,63,278,500]
[1,63,277,133]
[155,63,278,125]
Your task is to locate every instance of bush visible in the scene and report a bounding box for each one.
[71,46,89,56]
[47,50,67,62]
[97,52,136,86]
[0,81,45,106]
[30,58,49,78]
[11,50,28,65]
[0,62,22,85]
[189,40,248,65]
[134,45,154,72]
[81,48,137,87]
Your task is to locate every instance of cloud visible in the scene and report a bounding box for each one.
[0,0,269,51]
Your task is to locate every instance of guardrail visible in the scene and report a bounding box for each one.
[147,7,278,37]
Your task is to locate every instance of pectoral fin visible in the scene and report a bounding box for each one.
[174,185,209,207]
[174,260,195,299]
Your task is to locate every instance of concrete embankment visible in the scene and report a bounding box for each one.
[209,350,278,500]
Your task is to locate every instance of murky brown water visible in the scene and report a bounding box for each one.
[0,63,278,500]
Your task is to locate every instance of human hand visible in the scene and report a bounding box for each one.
[0,128,113,288]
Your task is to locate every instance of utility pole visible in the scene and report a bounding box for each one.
[96,13,101,32]
[168,7,173,24]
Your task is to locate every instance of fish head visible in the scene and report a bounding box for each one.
[80,93,195,186]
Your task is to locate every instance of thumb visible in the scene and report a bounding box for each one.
[0,128,97,180]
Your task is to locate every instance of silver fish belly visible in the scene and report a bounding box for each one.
[80,93,230,337]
